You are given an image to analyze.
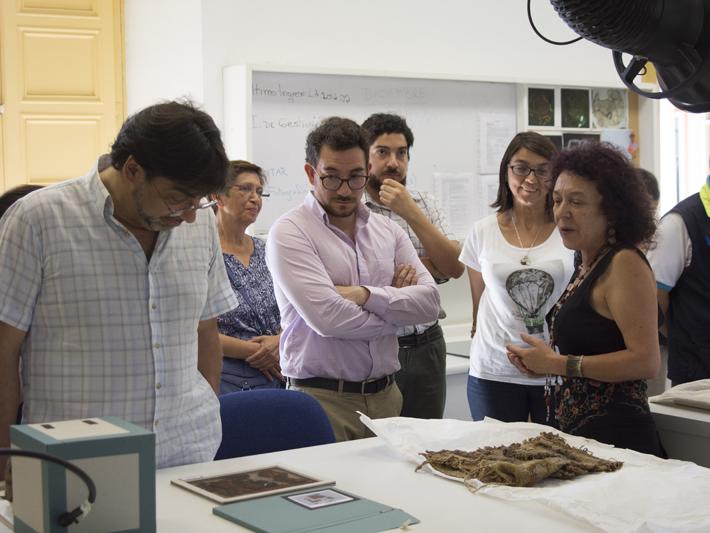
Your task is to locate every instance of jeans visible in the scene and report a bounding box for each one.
[467,375,552,426]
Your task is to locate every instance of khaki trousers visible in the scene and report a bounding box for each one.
[287,382,403,442]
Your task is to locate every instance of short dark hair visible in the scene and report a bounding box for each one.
[110,100,229,197]
[224,160,266,191]
[361,113,414,152]
[305,117,369,167]
[551,142,656,248]
[636,168,660,202]
[491,131,558,214]
[0,184,44,220]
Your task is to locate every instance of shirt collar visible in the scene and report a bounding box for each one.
[82,158,115,221]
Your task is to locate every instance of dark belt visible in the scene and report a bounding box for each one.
[398,322,443,348]
[288,374,395,395]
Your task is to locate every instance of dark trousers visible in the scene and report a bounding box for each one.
[467,375,551,426]
[395,326,446,419]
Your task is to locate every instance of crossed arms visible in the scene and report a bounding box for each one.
[266,220,440,339]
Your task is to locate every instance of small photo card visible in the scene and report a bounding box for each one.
[286,488,356,510]
[172,465,333,504]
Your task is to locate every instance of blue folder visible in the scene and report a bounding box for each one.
[213,487,419,533]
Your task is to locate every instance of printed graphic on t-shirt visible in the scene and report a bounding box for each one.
[505,268,554,335]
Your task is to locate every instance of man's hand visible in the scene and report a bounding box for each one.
[391,264,418,288]
[0,321,26,481]
[379,179,418,218]
[335,285,370,306]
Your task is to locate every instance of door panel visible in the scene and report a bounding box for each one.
[0,0,124,192]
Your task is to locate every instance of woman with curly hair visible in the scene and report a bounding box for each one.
[507,141,664,456]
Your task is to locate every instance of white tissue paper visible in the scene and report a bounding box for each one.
[649,379,710,411]
[360,414,710,533]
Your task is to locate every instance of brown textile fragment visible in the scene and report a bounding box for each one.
[416,432,623,487]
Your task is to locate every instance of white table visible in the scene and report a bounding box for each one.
[650,402,710,467]
[156,437,592,532]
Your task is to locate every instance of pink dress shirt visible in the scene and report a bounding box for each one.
[266,193,440,381]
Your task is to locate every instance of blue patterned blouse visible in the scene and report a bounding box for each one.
[218,237,281,392]
[218,237,280,339]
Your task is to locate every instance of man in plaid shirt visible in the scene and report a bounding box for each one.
[362,113,464,418]
[0,102,237,473]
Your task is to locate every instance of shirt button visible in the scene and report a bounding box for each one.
[151,303,157,310]
[154,343,160,349]
[156,382,162,390]
[154,419,159,427]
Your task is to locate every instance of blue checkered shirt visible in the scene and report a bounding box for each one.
[0,163,237,467]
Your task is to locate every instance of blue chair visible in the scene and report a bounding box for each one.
[214,389,336,460]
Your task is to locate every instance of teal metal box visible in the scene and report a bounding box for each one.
[10,417,155,532]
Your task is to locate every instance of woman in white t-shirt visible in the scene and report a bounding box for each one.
[460,132,574,424]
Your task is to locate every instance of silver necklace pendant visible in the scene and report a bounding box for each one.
[520,255,530,266]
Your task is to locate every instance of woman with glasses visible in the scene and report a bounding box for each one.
[212,160,284,392]
[459,132,574,424]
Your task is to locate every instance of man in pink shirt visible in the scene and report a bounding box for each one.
[266,117,440,441]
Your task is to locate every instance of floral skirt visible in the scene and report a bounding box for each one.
[555,377,665,457]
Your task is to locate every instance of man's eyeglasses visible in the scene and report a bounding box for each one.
[231,184,270,198]
[150,181,217,218]
[509,164,552,182]
[310,167,368,191]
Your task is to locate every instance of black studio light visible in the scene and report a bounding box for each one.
[547,0,710,112]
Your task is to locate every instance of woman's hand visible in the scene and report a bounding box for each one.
[506,333,562,377]
[246,334,282,380]
[259,365,283,383]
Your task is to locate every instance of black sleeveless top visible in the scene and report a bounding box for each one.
[549,246,662,456]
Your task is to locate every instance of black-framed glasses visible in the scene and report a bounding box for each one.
[150,181,217,218]
[231,184,270,198]
[310,166,368,191]
[509,164,552,182]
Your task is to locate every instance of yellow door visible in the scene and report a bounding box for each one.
[0,0,124,192]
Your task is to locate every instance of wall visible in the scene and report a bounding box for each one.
[124,0,204,112]
[200,1,623,131]
[124,1,623,120]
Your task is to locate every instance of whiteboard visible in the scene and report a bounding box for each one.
[231,70,518,237]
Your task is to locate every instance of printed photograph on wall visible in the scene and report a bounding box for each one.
[591,88,628,128]
[528,88,555,127]
[562,132,600,148]
[561,89,590,128]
